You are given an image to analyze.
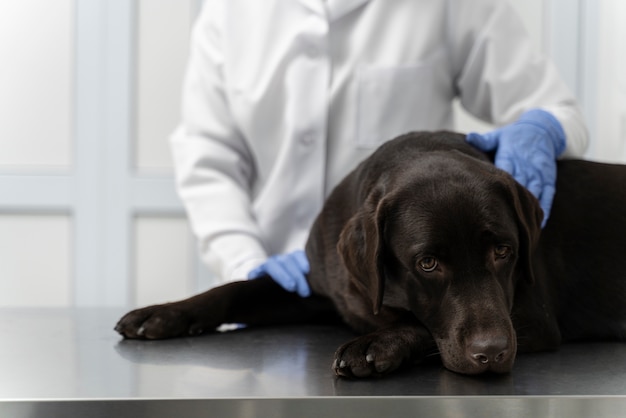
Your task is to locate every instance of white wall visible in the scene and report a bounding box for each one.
[0,0,623,307]
[0,0,210,308]
[457,0,626,162]
[0,1,73,169]
[136,0,193,173]
[0,1,75,307]
[0,215,71,306]
[587,0,626,163]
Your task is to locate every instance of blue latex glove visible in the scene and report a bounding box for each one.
[466,109,566,227]
[247,250,311,297]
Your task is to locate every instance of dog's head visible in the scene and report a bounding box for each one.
[337,149,542,374]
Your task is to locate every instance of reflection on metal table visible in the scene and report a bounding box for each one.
[0,308,625,417]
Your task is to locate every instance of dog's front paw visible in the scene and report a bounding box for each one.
[332,329,418,378]
[115,304,207,340]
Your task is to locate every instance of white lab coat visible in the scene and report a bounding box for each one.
[170,0,588,282]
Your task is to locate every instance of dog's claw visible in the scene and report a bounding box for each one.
[332,358,354,378]
[115,304,205,340]
[189,328,203,336]
[332,328,424,378]
[375,360,391,373]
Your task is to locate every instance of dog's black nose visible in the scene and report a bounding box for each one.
[468,335,509,365]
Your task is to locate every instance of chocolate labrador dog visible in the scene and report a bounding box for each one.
[116,131,626,378]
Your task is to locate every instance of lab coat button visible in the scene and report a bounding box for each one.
[302,134,315,146]
[307,45,320,58]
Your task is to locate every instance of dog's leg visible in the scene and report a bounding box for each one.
[332,324,436,378]
[115,276,338,339]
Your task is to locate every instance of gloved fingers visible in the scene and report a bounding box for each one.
[470,110,563,230]
[538,183,556,228]
[494,153,530,190]
[513,171,529,191]
[525,174,543,201]
[249,253,312,297]
[258,256,296,291]
[294,276,311,297]
[291,250,311,274]
[494,155,515,179]
[290,250,312,297]
[247,252,306,281]
[466,131,500,152]
[247,265,266,279]
[282,251,311,297]
[247,257,289,286]
[529,151,557,227]
[275,254,311,297]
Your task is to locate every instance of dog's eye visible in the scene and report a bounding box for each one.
[494,245,512,259]
[418,256,438,272]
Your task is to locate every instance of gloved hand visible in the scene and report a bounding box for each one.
[466,109,566,227]
[247,250,311,297]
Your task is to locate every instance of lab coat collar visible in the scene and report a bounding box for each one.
[298,0,371,21]
[298,0,325,16]
[328,0,370,20]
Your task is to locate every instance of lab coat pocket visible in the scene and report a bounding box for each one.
[356,65,435,148]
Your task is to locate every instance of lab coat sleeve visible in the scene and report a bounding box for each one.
[170,1,267,282]
[448,0,588,157]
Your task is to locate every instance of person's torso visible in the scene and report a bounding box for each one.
[218,0,460,252]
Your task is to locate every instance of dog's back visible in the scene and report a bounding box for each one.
[538,160,626,340]
[307,132,626,343]
[115,130,626,377]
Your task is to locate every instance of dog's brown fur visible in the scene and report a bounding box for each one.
[116,131,626,378]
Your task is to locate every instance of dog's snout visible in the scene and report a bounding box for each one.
[467,335,511,369]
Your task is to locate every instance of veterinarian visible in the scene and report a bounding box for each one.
[170,0,589,297]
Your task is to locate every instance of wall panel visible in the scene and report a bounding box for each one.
[0,215,71,307]
[0,0,73,169]
[134,216,193,306]
[135,0,193,173]
[590,0,626,162]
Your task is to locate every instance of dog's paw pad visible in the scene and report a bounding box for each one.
[333,339,379,378]
[333,331,415,378]
[188,324,204,336]
[115,305,192,340]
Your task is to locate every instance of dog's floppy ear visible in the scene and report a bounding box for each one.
[507,178,543,284]
[337,183,389,315]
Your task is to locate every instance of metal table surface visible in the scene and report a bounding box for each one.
[1,308,625,417]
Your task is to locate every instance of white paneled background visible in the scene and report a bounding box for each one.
[0,215,71,307]
[136,0,194,173]
[591,0,626,162]
[0,0,623,307]
[0,1,73,169]
[0,0,209,308]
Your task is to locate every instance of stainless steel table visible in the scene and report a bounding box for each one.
[1,308,625,417]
